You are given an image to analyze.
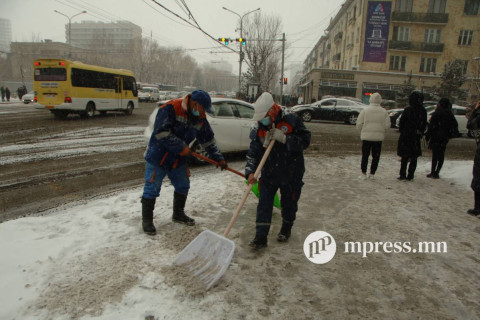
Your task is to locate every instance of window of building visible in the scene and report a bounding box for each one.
[396,0,413,12]
[428,0,446,13]
[390,56,407,71]
[349,57,352,69]
[455,59,469,75]
[356,27,360,43]
[420,57,437,73]
[458,30,474,45]
[424,29,441,43]
[393,26,411,41]
[464,0,480,15]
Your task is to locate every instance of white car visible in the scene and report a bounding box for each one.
[397,105,469,136]
[22,91,35,104]
[427,105,468,136]
[145,98,256,155]
[138,87,160,102]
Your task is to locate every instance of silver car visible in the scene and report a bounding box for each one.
[22,91,35,104]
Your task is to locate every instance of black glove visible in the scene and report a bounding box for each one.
[217,160,228,171]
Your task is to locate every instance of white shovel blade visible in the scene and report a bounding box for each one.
[173,230,235,290]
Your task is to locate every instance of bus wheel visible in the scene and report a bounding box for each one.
[53,110,69,119]
[124,102,134,115]
[82,102,95,118]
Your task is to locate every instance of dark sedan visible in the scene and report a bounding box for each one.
[291,98,367,125]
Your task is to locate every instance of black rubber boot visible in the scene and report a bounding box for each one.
[467,209,480,216]
[249,234,268,249]
[141,197,157,235]
[277,221,293,242]
[172,192,195,226]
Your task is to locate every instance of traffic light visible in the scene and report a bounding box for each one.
[236,38,247,46]
[218,37,230,45]
[283,77,288,85]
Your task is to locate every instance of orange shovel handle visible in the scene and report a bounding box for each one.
[191,152,245,178]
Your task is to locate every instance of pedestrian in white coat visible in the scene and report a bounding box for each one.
[356,92,390,179]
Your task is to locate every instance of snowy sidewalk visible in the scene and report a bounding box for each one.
[0,155,479,319]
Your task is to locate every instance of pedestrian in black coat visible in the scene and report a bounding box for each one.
[425,98,458,179]
[467,100,480,216]
[5,87,10,102]
[397,91,428,180]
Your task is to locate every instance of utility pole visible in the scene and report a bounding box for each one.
[222,7,260,96]
[54,10,87,59]
[280,32,286,104]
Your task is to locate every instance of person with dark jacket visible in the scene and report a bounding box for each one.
[141,90,227,235]
[397,91,428,181]
[424,98,458,179]
[467,100,480,216]
[245,92,311,249]
[5,86,10,102]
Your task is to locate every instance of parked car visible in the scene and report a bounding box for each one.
[291,97,367,125]
[138,87,160,102]
[22,91,35,104]
[388,108,404,128]
[146,98,256,159]
[427,105,468,136]
[396,105,468,136]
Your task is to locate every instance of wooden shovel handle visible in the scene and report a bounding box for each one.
[223,140,275,237]
[191,152,245,178]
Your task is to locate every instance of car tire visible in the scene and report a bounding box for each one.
[301,111,312,122]
[348,113,358,125]
[124,102,134,115]
[81,102,95,118]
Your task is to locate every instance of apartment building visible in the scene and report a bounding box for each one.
[300,0,480,104]
[68,20,142,53]
[0,18,12,54]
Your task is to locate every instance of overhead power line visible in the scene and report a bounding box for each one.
[149,0,238,55]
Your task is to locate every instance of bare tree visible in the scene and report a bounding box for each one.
[241,12,283,93]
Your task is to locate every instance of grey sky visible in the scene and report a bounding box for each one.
[1,0,341,76]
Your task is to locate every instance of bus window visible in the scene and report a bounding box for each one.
[34,68,67,81]
[123,76,138,96]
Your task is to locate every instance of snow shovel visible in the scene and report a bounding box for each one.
[191,151,281,209]
[174,140,276,290]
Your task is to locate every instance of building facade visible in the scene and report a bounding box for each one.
[0,18,12,54]
[68,20,142,53]
[300,0,480,105]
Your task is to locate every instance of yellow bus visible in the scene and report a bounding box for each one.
[33,59,138,119]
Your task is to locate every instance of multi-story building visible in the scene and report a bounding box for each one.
[68,20,142,53]
[0,18,12,54]
[300,0,480,104]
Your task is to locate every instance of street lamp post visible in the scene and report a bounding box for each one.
[222,7,260,97]
[54,10,87,58]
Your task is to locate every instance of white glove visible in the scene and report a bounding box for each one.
[270,128,286,144]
